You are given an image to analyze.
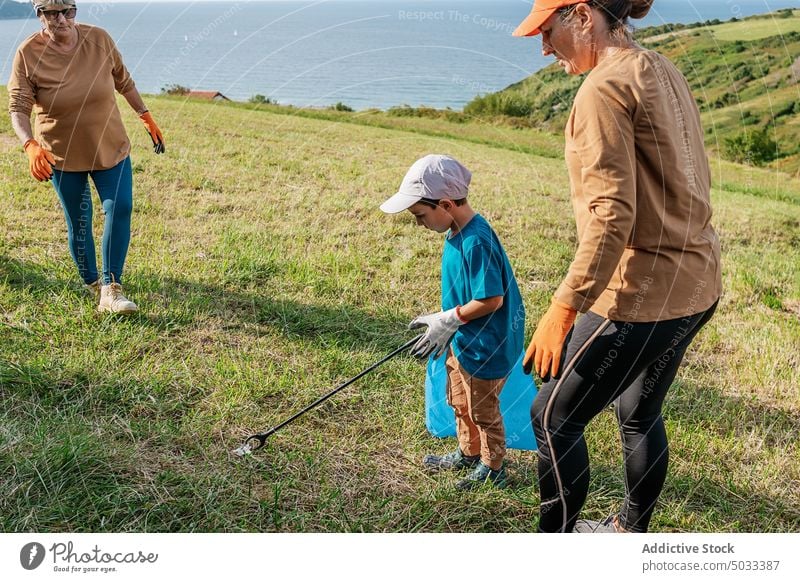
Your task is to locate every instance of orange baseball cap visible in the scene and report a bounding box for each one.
[513,0,590,37]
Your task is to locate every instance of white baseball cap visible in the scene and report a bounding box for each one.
[380,154,472,214]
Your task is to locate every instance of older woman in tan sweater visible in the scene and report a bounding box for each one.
[8,0,165,314]
[515,0,722,532]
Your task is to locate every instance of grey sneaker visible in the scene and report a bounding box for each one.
[423,449,480,472]
[573,515,626,533]
[455,461,507,490]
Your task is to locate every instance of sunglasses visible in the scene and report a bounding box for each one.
[39,8,77,20]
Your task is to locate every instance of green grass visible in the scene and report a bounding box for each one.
[214,98,565,160]
[710,10,800,42]
[1,90,799,532]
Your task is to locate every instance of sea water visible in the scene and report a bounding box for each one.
[1,0,793,110]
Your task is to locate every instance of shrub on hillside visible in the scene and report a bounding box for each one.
[386,105,466,123]
[637,21,692,39]
[732,64,752,82]
[464,92,532,118]
[772,100,799,120]
[161,84,190,96]
[712,92,738,109]
[730,40,746,53]
[741,110,759,126]
[249,94,276,105]
[723,128,780,166]
[329,102,354,112]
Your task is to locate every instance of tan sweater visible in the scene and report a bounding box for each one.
[555,47,722,322]
[8,23,135,171]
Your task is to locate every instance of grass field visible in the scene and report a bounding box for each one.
[1,90,799,532]
[710,10,800,42]
[645,10,800,43]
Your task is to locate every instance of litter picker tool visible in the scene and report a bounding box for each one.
[232,334,423,457]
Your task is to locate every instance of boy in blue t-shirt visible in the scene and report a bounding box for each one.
[380,154,524,489]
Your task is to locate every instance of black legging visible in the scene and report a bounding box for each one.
[532,301,718,533]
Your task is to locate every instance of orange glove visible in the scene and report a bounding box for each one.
[523,299,577,380]
[24,139,56,182]
[139,111,165,154]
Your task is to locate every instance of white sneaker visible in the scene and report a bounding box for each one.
[85,279,101,302]
[98,282,138,314]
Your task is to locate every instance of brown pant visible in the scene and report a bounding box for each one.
[445,350,507,470]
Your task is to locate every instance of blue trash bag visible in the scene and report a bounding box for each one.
[424,351,538,450]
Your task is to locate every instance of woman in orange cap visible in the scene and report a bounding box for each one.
[515,0,722,532]
[8,1,165,314]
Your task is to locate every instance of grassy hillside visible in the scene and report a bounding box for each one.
[1,88,799,532]
[465,9,800,173]
[703,10,800,41]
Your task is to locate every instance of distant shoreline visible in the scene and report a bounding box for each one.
[0,1,34,21]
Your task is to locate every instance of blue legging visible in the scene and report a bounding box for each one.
[51,157,133,285]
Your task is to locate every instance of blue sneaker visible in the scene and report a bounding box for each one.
[423,449,480,472]
[455,461,507,490]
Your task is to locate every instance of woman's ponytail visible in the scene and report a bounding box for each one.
[629,0,655,20]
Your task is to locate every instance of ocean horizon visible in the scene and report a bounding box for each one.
[1,0,793,110]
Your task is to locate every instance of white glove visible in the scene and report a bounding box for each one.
[408,307,466,359]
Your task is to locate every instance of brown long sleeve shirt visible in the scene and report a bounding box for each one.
[555,47,722,322]
[8,23,135,171]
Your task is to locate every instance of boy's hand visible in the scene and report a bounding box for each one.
[523,300,577,380]
[409,307,467,359]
